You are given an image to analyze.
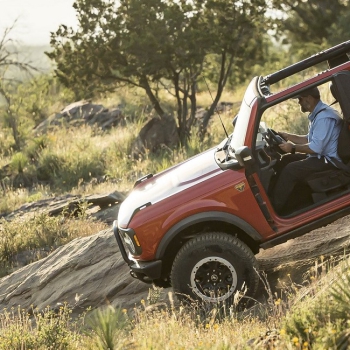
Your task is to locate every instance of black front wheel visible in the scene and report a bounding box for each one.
[170,232,259,304]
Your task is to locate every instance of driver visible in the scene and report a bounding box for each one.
[272,86,342,214]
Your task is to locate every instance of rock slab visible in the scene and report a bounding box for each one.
[1,211,350,315]
[0,229,149,316]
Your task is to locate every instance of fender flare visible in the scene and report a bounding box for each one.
[155,211,263,259]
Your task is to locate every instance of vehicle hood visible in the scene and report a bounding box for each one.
[118,148,222,226]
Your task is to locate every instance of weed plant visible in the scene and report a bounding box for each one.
[84,306,131,350]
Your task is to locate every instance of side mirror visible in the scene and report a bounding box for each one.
[235,146,255,168]
[235,146,256,175]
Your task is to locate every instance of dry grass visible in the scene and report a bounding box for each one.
[1,78,349,348]
[0,254,350,348]
[0,207,108,277]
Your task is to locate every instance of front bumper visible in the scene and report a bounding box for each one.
[128,259,162,283]
[113,220,162,283]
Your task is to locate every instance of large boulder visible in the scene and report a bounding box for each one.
[0,229,150,317]
[132,115,179,158]
[34,101,125,134]
[1,196,350,316]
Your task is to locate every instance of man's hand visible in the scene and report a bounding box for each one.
[278,141,293,153]
[278,132,289,141]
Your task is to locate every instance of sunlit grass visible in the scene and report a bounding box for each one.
[1,80,350,348]
[0,304,85,349]
[0,208,108,276]
[1,254,350,348]
[0,102,238,213]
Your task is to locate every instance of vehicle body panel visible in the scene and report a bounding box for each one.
[115,40,350,288]
[128,158,272,260]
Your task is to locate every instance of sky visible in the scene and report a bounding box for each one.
[0,0,78,45]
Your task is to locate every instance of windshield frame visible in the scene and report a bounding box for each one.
[229,77,260,156]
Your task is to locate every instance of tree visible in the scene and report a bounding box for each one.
[0,23,38,151]
[327,6,350,46]
[272,0,348,56]
[48,0,269,145]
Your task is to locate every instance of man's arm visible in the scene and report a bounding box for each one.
[279,142,315,154]
[279,132,308,144]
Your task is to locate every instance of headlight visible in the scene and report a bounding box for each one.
[119,228,142,255]
[122,232,136,254]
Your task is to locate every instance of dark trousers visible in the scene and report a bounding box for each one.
[272,154,336,213]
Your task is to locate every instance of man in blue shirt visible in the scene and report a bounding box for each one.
[272,86,342,214]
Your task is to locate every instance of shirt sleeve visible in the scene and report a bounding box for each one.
[308,117,337,155]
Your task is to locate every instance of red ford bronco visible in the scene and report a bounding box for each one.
[114,40,350,304]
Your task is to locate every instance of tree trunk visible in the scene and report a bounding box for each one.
[139,74,166,118]
[186,82,198,133]
[7,110,20,151]
[200,52,234,140]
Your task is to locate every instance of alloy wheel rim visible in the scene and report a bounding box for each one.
[190,256,238,302]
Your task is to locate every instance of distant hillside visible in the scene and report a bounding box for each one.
[4,44,54,80]
[20,44,53,73]
[0,44,54,106]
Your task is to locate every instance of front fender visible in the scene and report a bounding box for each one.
[155,211,263,259]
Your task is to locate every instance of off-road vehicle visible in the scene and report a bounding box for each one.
[114,40,350,304]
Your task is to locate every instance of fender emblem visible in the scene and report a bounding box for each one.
[234,182,245,192]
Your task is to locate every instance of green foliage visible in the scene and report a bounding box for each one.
[0,25,72,152]
[327,9,350,46]
[36,151,62,182]
[261,97,309,136]
[0,75,74,153]
[52,150,105,190]
[0,209,107,276]
[25,136,49,159]
[48,0,269,143]
[330,262,350,348]
[9,152,29,174]
[13,75,75,126]
[272,0,348,58]
[279,256,350,349]
[0,213,66,270]
[84,306,130,350]
[0,305,84,349]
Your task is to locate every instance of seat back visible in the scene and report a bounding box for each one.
[331,72,350,164]
[337,120,350,164]
[331,71,350,124]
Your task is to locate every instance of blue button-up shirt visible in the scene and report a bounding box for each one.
[308,100,342,163]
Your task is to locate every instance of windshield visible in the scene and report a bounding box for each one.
[229,78,259,155]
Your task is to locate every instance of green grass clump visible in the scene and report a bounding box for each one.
[0,304,84,350]
[0,210,108,277]
[84,306,131,350]
[280,257,350,349]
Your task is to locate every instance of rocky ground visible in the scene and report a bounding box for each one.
[1,193,350,317]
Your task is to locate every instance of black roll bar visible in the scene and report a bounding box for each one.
[261,40,350,86]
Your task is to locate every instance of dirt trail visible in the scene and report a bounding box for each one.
[257,214,350,295]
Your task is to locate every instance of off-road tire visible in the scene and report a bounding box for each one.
[170,232,259,305]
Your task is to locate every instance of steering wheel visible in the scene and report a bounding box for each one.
[266,128,285,147]
[265,128,288,155]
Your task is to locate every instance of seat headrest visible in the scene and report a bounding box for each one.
[330,83,339,101]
